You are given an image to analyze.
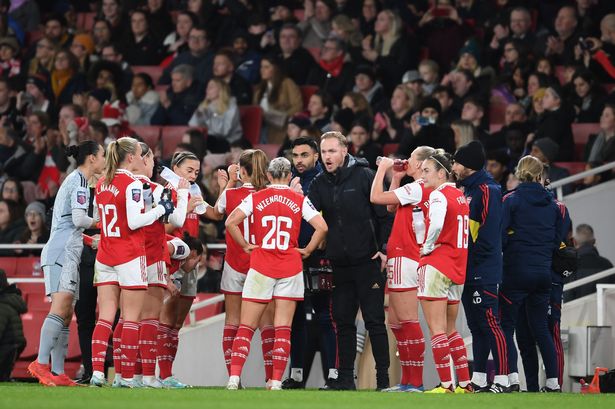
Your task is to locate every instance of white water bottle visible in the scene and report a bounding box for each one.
[412,207,426,244]
[160,166,180,188]
[190,183,207,215]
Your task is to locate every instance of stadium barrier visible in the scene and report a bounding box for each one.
[549,160,615,200]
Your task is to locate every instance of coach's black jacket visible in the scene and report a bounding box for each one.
[308,155,392,267]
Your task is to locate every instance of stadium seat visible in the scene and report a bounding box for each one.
[489,124,503,134]
[572,123,600,144]
[554,162,586,175]
[14,257,43,277]
[300,85,319,110]
[15,282,45,298]
[132,125,162,149]
[0,257,18,276]
[20,310,47,359]
[76,12,96,30]
[161,126,198,159]
[239,105,263,145]
[255,144,281,160]
[132,66,165,86]
[187,293,224,324]
[382,143,399,157]
[575,143,585,161]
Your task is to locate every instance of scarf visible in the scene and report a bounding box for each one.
[318,54,345,78]
[51,68,73,98]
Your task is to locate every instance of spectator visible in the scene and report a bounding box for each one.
[308,131,391,390]
[451,119,476,149]
[531,138,572,196]
[585,104,615,163]
[87,60,123,103]
[348,116,381,169]
[537,4,582,65]
[41,13,72,51]
[100,44,133,96]
[0,78,20,129]
[275,25,317,88]
[0,127,45,183]
[0,36,21,79]
[448,69,479,115]
[163,10,197,57]
[8,0,40,32]
[307,91,333,132]
[25,36,56,78]
[519,72,551,111]
[401,70,425,100]
[569,69,606,123]
[69,33,95,74]
[340,91,372,117]
[461,97,490,147]
[84,88,110,122]
[528,87,547,129]
[306,36,355,103]
[253,55,302,144]
[531,86,575,161]
[499,39,530,78]
[566,224,614,301]
[0,270,27,381]
[432,85,459,126]
[358,0,380,37]
[580,14,615,83]
[488,7,536,64]
[353,64,386,114]
[486,149,511,192]
[330,107,355,135]
[331,14,363,63]
[98,0,128,44]
[18,74,52,117]
[122,9,164,66]
[0,199,24,245]
[15,201,49,255]
[373,85,416,144]
[180,128,207,160]
[211,49,252,105]
[277,114,311,160]
[91,18,112,57]
[23,110,49,146]
[0,178,26,216]
[189,78,242,152]
[125,73,160,126]
[361,9,416,96]
[575,161,612,191]
[418,59,440,95]
[398,97,456,156]
[298,0,334,49]
[152,64,202,126]
[159,26,213,87]
[455,38,495,91]
[50,49,87,108]
[145,0,174,41]
[232,30,261,85]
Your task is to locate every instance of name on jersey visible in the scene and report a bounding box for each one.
[97,184,120,196]
[255,195,300,214]
[457,196,468,205]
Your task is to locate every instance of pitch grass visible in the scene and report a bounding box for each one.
[0,383,612,409]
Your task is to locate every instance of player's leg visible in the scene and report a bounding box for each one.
[158,294,179,384]
[220,263,246,374]
[549,282,564,386]
[90,282,120,386]
[139,282,165,387]
[516,303,539,392]
[259,302,275,383]
[283,300,307,389]
[446,295,471,392]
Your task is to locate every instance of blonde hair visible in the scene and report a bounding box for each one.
[201,78,231,115]
[332,14,362,47]
[343,92,372,116]
[320,131,348,148]
[374,10,401,57]
[104,137,139,184]
[515,155,544,182]
[239,149,269,190]
[394,85,417,113]
[451,119,476,148]
[414,146,443,161]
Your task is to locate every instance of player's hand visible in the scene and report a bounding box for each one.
[166,279,179,296]
[187,195,202,213]
[290,177,303,194]
[178,177,189,190]
[228,164,240,183]
[420,244,439,256]
[159,197,175,217]
[217,169,229,189]
[372,251,387,272]
[297,247,311,259]
[91,234,100,250]
[242,243,259,254]
[377,156,394,170]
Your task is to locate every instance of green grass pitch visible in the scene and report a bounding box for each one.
[0,383,612,409]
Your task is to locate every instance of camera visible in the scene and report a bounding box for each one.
[579,37,595,52]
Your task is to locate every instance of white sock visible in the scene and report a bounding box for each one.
[228,375,240,384]
[494,375,510,387]
[509,372,519,385]
[93,370,105,379]
[123,377,133,382]
[328,368,338,379]
[269,380,282,389]
[114,374,123,382]
[133,374,143,382]
[546,378,560,389]
[291,368,303,382]
[441,381,452,389]
[143,375,154,383]
[471,372,487,387]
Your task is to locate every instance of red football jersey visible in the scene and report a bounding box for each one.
[135,176,169,266]
[217,183,255,273]
[167,183,199,238]
[238,185,320,279]
[388,179,432,260]
[96,170,146,266]
[419,183,469,284]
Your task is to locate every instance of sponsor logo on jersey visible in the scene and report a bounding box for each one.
[132,189,141,202]
[176,245,186,255]
[472,291,482,304]
[77,191,87,205]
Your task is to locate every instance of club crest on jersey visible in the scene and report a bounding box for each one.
[176,245,186,256]
[76,191,87,205]
[132,189,141,202]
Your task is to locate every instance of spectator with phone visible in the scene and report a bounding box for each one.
[575,14,615,82]
[397,97,455,156]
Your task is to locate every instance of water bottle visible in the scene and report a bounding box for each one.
[412,206,426,244]
[189,183,207,215]
[142,182,153,209]
[376,156,408,171]
[161,188,171,223]
[160,166,180,188]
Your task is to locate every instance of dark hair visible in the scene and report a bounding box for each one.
[89,119,109,139]
[291,137,318,152]
[62,103,84,118]
[171,151,199,169]
[432,85,454,99]
[55,49,81,73]
[183,128,206,159]
[94,17,113,32]
[177,10,199,28]
[190,25,208,39]
[44,12,68,27]
[29,111,50,128]
[256,55,284,105]
[1,178,25,206]
[66,140,101,166]
[280,23,303,39]
[312,91,334,117]
[182,232,204,255]
[463,96,485,111]
[214,48,236,67]
[426,152,453,174]
[0,199,23,228]
[230,139,253,150]
[134,72,154,89]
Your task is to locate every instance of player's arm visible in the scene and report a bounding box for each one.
[126,181,167,230]
[298,198,328,259]
[71,186,96,229]
[161,182,189,228]
[208,187,228,221]
[421,190,447,256]
[501,193,514,249]
[225,194,258,253]
[370,157,403,207]
[468,185,486,243]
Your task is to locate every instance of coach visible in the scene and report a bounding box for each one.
[452,141,510,393]
[308,131,392,391]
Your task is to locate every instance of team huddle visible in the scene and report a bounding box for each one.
[26,131,568,393]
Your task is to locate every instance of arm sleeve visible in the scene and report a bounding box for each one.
[468,185,487,243]
[169,237,190,260]
[126,180,166,230]
[307,180,321,211]
[393,182,423,206]
[423,190,447,250]
[501,194,514,249]
[301,197,319,222]
[592,50,615,80]
[237,194,254,217]
[71,184,92,228]
[72,208,93,229]
[216,190,227,214]
[165,187,188,227]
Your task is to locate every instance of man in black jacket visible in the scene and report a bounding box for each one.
[0,270,27,381]
[308,131,392,390]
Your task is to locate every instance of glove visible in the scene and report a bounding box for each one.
[158,197,175,218]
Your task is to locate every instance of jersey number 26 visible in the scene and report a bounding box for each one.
[261,215,292,250]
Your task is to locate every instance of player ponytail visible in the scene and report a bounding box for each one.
[103,137,138,185]
[515,155,543,183]
[182,232,204,256]
[66,140,101,166]
[239,149,269,191]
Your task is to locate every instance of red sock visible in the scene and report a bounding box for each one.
[91,319,113,373]
[112,319,123,376]
[134,353,142,376]
[390,324,410,385]
[223,324,238,375]
[448,331,470,384]
[230,325,255,377]
[156,323,174,380]
[402,320,425,387]
[120,321,140,380]
[170,328,179,361]
[139,319,159,376]
[431,333,452,384]
[271,326,291,382]
[260,325,275,381]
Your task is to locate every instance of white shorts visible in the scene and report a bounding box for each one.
[180,268,198,298]
[43,263,79,300]
[242,268,304,303]
[387,256,419,291]
[417,264,463,304]
[94,256,148,290]
[220,262,247,295]
[147,261,168,288]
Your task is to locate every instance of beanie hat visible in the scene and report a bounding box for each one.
[333,108,356,133]
[454,140,486,171]
[72,33,95,54]
[27,74,48,92]
[533,137,559,163]
[89,88,111,105]
[420,97,442,115]
[25,201,46,219]
[354,64,376,82]
[458,38,481,65]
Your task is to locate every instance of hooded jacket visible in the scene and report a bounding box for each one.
[292,161,322,248]
[0,284,27,356]
[501,182,562,278]
[308,155,392,266]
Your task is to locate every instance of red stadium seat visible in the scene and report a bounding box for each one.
[293,9,305,21]
[555,65,566,85]
[0,257,18,276]
[300,85,319,110]
[382,143,399,157]
[15,282,45,298]
[161,126,196,159]
[574,143,585,161]
[554,162,586,175]
[254,144,281,160]
[571,123,600,144]
[76,12,96,30]
[20,310,47,359]
[132,125,161,149]
[239,105,263,145]
[133,66,165,86]
[15,257,43,277]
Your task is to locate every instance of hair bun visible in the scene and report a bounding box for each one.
[66,145,79,158]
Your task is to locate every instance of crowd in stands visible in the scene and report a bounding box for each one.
[1,0,615,248]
